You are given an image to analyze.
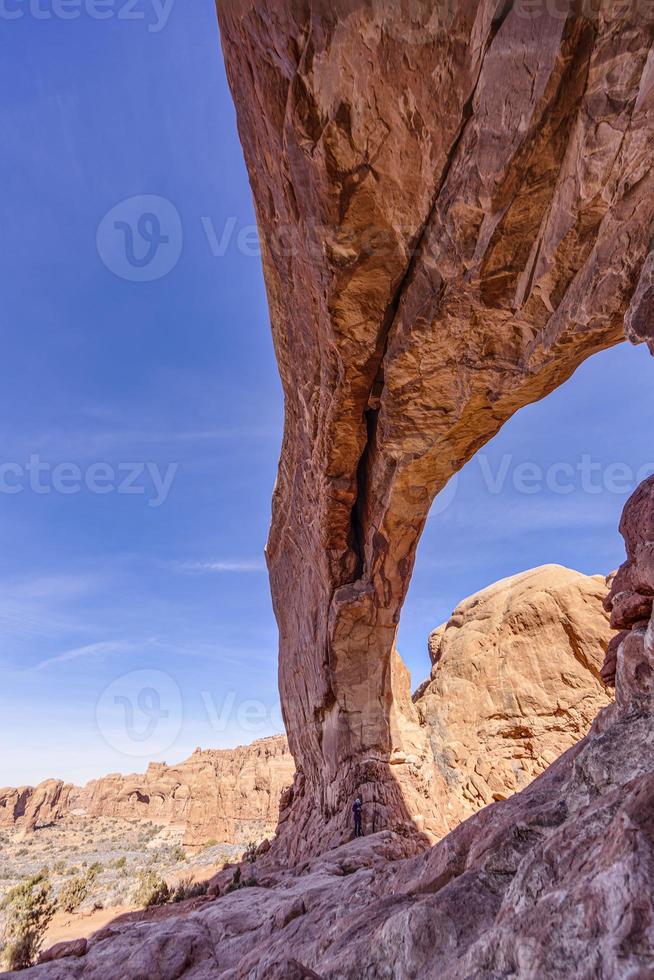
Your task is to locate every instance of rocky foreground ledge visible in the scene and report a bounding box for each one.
[6,479,654,978]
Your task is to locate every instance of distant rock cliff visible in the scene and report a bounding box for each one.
[0,780,76,836]
[0,737,295,848]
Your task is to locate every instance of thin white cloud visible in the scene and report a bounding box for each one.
[4,573,104,601]
[32,640,133,672]
[176,559,266,573]
[148,637,275,667]
[0,573,108,643]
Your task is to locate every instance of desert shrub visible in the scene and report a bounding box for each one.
[171,875,208,903]
[58,874,90,914]
[224,867,257,894]
[111,856,127,871]
[204,839,218,848]
[2,933,33,971]
[52,860,66,875]
[151,843,186,866]
[16,849,28,857]
[138,824,160,847]
[1,872,57,970]
[87,862,103,878]
[132,871,170,909]
[243,842,258,864]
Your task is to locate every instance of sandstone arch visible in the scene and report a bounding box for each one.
[215,0,654,857]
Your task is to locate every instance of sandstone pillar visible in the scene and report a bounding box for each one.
[216,0,654,856]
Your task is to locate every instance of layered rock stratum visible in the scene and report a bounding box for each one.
[0,737,294,848]
[8,480,654,980]
[215,0,654,855]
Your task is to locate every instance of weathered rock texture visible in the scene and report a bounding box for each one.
[0,738,295,848]
[10,481,654,980]
[79,738,295,848]
[0,781,76,836]
[216,0,654,854]
[416,564,612,827]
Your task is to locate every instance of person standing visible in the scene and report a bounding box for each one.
[353,797,363,838]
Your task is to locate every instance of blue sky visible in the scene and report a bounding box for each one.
[1,1,652,787]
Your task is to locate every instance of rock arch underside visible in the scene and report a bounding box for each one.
[215,0,654,861]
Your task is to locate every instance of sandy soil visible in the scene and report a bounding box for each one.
[45,906,132,946]
[0,816,242,953]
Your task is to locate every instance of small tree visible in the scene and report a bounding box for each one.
[1,872,57,971]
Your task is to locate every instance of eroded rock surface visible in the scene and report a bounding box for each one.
[0,738,294,848]
[9,479,654,979]
[80,738,295,849]
[0,781,76,835]
[416,564,612,827]
[216,0,654,852]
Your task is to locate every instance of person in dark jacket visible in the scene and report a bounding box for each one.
[353,797,363,837]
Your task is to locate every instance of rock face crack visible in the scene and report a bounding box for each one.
[339,2,503,597]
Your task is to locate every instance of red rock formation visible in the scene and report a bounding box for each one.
[0,786,33,827]
[0,781,75,835]
[37,940,87,966]
[79,738,294,848]
[602,475,654,707]
[0,738,295,849]
[216,0,654,854]
[417,565,613,826]
[12,479,654,979]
